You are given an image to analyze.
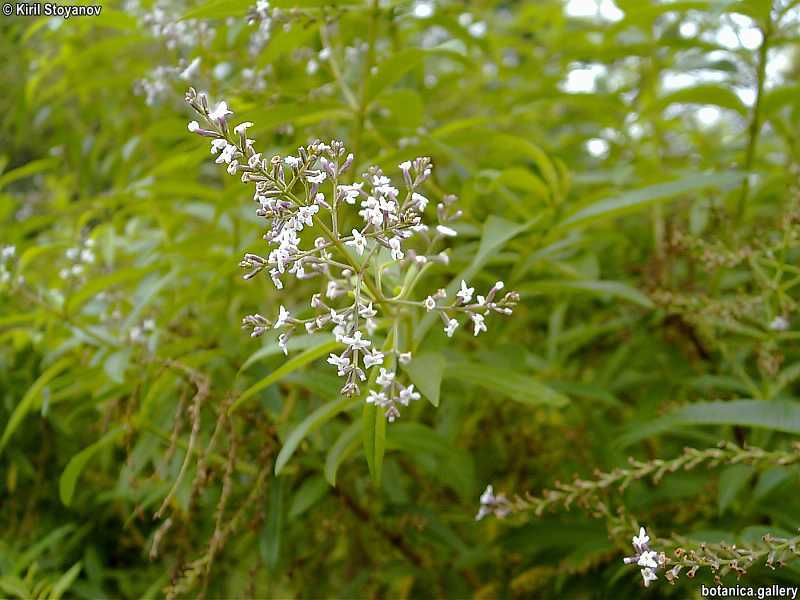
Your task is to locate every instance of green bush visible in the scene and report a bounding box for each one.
[2,0,800,597]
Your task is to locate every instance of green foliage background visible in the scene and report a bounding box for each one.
[1,0,800,597]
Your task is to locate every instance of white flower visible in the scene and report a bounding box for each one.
[188,120,200,132]
[411,192,428,211]
[346,229,367,256]
[1,245,15,260]
[388,237,404,260]
[363,349,384,369]
[632,527,650,550]
[770,316,790,331]
[444,318,458,337]
[248,153,262,168]
[209,100,233,122]
[210,138,227,154]
[424,296,436,311]
[327,352,350,374]
[366,390,388,406]
[285,156,301,168]
[306,170,326,184]
[475,484,511,521]
[398,160,411,172]
[338,183,362,205]
[398,352,412,364]
[342,331,371,350]
[359,303,377,318]
[65,247,79,261]
[494,281,504,291]
[480,484,495,505]
[278,333,289,355]
[269,269,283,289]
[274,305,291,328]
[365,318,378,336]
[297,204,319,228]
[326,280,340,299]
[398,384,420,406]
[436,225,457,237]
[215,143,237,164]
[80,249,95,264]
[637,551,658,570]
[179,57,201,81]
[471,313,487,336]
[376,368,395,387]
[233,121,253,136]
[227,159,239,175]
[457,280,474,304]
[641,568,657,587]
[143,319,156,331]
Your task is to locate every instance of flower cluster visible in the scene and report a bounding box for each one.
[475,484,512,521]
[136,58,201,106]
[130,318,157,345]
[623,527,664,587]
[141,4,215,50]
[59,238,96,280]
[0,245,16,285]
[246,0,274,55]
[185,87,519,421]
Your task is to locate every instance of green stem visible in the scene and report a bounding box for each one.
[736,12,773,220]
[351,0,380,165]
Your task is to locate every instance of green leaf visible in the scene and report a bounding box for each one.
[103,349,132,384]
[0,158,56,191]
[718,464,754,515]
[519,280,654,309]
[14,524,76,574]
[273,395,358,475]
[260,476,285,571]
[0,357,73,456]
[657,84,747,115]
[619,400,800,447]
[403,352,445,406]
[365,49,427,103]
[362,402,386,486]
[386,423,475,498]
[324,420,360,486]
[289,475,330,519]
[239,333,335,373]
[489,134,562,203]
[59,427,125,506]
[231,339,342,413]
[446,361,569,407]
[51,562,82,600]
[181,0,252,20]
[559,172,744,229]
[66,266,159,315]
[0,576,30,599]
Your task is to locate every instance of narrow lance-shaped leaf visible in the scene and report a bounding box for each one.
[231,339,341,413]
[0,357,73,456]
[402,352,445,406]
[274,395,359,475]
[324,420,361,486]
[558,172,744,229]
[59,427,126,506]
